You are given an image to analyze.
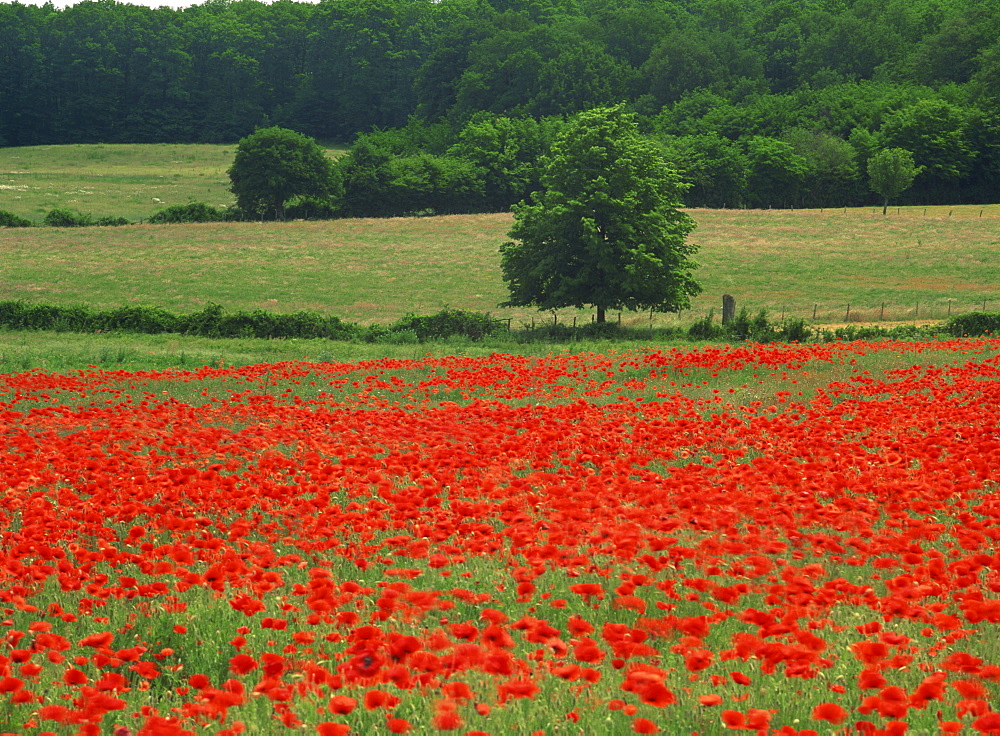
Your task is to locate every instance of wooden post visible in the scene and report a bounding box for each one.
[846,304,851,321]
[722,294,736,326]
[813,304,817,319]
[880,302,884,320]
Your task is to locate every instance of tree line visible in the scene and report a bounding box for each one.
[1,0,998,207]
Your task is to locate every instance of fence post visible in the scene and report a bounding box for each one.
[846,304,851,321]
[880,302,885,320]
[722,294,736,325]
[813,304,817,319]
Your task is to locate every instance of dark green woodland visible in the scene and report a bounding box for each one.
[2,0,998,210]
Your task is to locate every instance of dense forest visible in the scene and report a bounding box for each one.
[2,0,999,208]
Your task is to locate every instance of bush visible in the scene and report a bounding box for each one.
[387,308,502,341]
[779,317,812,342]
[94,306,180,334]
[688,310,724,340]
[0,210,33,228]
[726,308,773,341]
[284,196,339,220]
[147,202,225,224]
[94,216,132,227]
[944,311,1000,337]
[44,208,93,227]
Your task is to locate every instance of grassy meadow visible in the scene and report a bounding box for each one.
[1,142,999,367]
[1,206,998,327]
[0,142,345,223]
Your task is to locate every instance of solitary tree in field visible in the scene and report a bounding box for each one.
[500,104,700,323]
[867,147,921,215]
[228,126,338,220]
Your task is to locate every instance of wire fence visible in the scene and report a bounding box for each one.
[502,297,999,332]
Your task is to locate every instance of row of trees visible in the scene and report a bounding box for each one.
[230,112,921,325]
[228,115,923,220]
[1,0,999,205]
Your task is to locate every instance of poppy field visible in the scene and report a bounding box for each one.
[3,338,1000,735]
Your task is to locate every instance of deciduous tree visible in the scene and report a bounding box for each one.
[228,126,338,220]
[500,104,700,323]
[867,147,921,214]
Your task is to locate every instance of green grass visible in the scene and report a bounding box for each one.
[0,142,345,222]
[1,207,998,329]
[1,143,998,330]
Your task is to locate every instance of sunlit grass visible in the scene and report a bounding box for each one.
[0,142,346,222]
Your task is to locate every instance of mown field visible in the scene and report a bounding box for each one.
[1,208,999,330]
[2,143,999,330]
[0,143,344,223]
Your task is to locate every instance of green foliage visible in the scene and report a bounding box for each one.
[687,308,813,343]
[147,202,226,224]
[386,308,502,341]
[43,208,93,227]
[742,136,808,209]
[0,302,501,344]
[449,113,561,211]
[726,307,773,341]
[2,0,999,208]
[0,209,33,228]
[688,310,725,340]
[94,216,132,227]
[42,209,131,227]
[944,311,1000,337]
[868,148,922,214]
[659,133,749,208]
[501,104,700,323]
[782,128,863,207]
[878,99,977,188]
[228,126,339,220]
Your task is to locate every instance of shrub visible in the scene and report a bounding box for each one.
[0,210,32,228]
[944,312,1000,337]
[284,196,339,220]
[726,308,773,341]
[147,202,224,224]
[388,308,502,341]
[94,306,180,334]
[688,310,724,340]
[779,317,812,342]
[44,208,93,227]
[94,216,132,227]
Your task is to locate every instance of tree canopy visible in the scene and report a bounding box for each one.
[228,126,339,220]
[2,0,999,207]
[867,148,922,214]
[500,105,700,324]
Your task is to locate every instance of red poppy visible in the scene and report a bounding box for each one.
[632,717,660,734]
[811,702,848,725]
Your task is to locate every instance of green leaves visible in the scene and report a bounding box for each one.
[867,148,922,214]
[228,126,338,220]
[501,104,700,323]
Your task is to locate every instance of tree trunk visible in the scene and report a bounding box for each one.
[882,197,888,216]
[596,305,606,323]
